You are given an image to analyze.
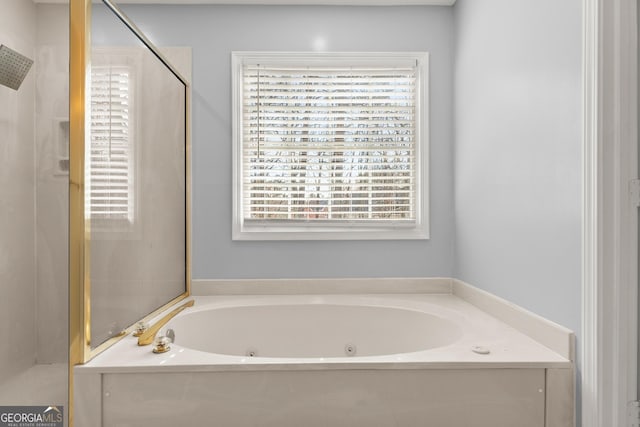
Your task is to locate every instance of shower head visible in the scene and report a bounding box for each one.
[0,45,33,91]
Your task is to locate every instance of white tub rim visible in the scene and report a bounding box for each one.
[79,291,573,374]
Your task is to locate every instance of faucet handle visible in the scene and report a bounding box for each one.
[152,335,172,354]
[132,321,149,337]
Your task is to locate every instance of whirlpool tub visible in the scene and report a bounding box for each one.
[167,301,463,358]
[74,278,574,427]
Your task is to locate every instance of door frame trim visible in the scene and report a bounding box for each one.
[582,0,638,425]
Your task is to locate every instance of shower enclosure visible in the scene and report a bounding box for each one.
[0,0,189,425]
[69,0,190,425]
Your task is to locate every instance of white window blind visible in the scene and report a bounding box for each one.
[233,52,429,240]
[89,65,134,223]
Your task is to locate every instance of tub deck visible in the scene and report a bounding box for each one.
[78,292,571,373]
[74,279,574,427]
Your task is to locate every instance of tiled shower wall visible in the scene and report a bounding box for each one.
[35,4,68,365]
[0,0,37,383]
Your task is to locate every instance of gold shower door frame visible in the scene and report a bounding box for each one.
[68,0,192,425]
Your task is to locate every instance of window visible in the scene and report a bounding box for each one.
[89,63,135,229]
[232,52,429,240]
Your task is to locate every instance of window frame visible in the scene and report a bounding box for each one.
[89,48,142,238]
[232,51,429,240]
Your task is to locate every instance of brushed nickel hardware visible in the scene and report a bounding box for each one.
[0,45,33,90]
[344,343,357,356]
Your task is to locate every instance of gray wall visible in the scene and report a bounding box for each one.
[0,0,37,382]
[453,0,582,335]
[104,2,583,330]
[114,5,456,280]
[108,1,583,338]
[452,4,583,417]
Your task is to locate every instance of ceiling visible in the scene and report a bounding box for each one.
[34,0,455,5]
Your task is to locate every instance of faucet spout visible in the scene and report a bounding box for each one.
[137,299,194,346]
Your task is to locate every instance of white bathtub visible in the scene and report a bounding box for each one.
[74,279,574,427]
[168,301,463,358]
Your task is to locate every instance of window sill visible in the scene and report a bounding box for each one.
[232,222,429,241]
